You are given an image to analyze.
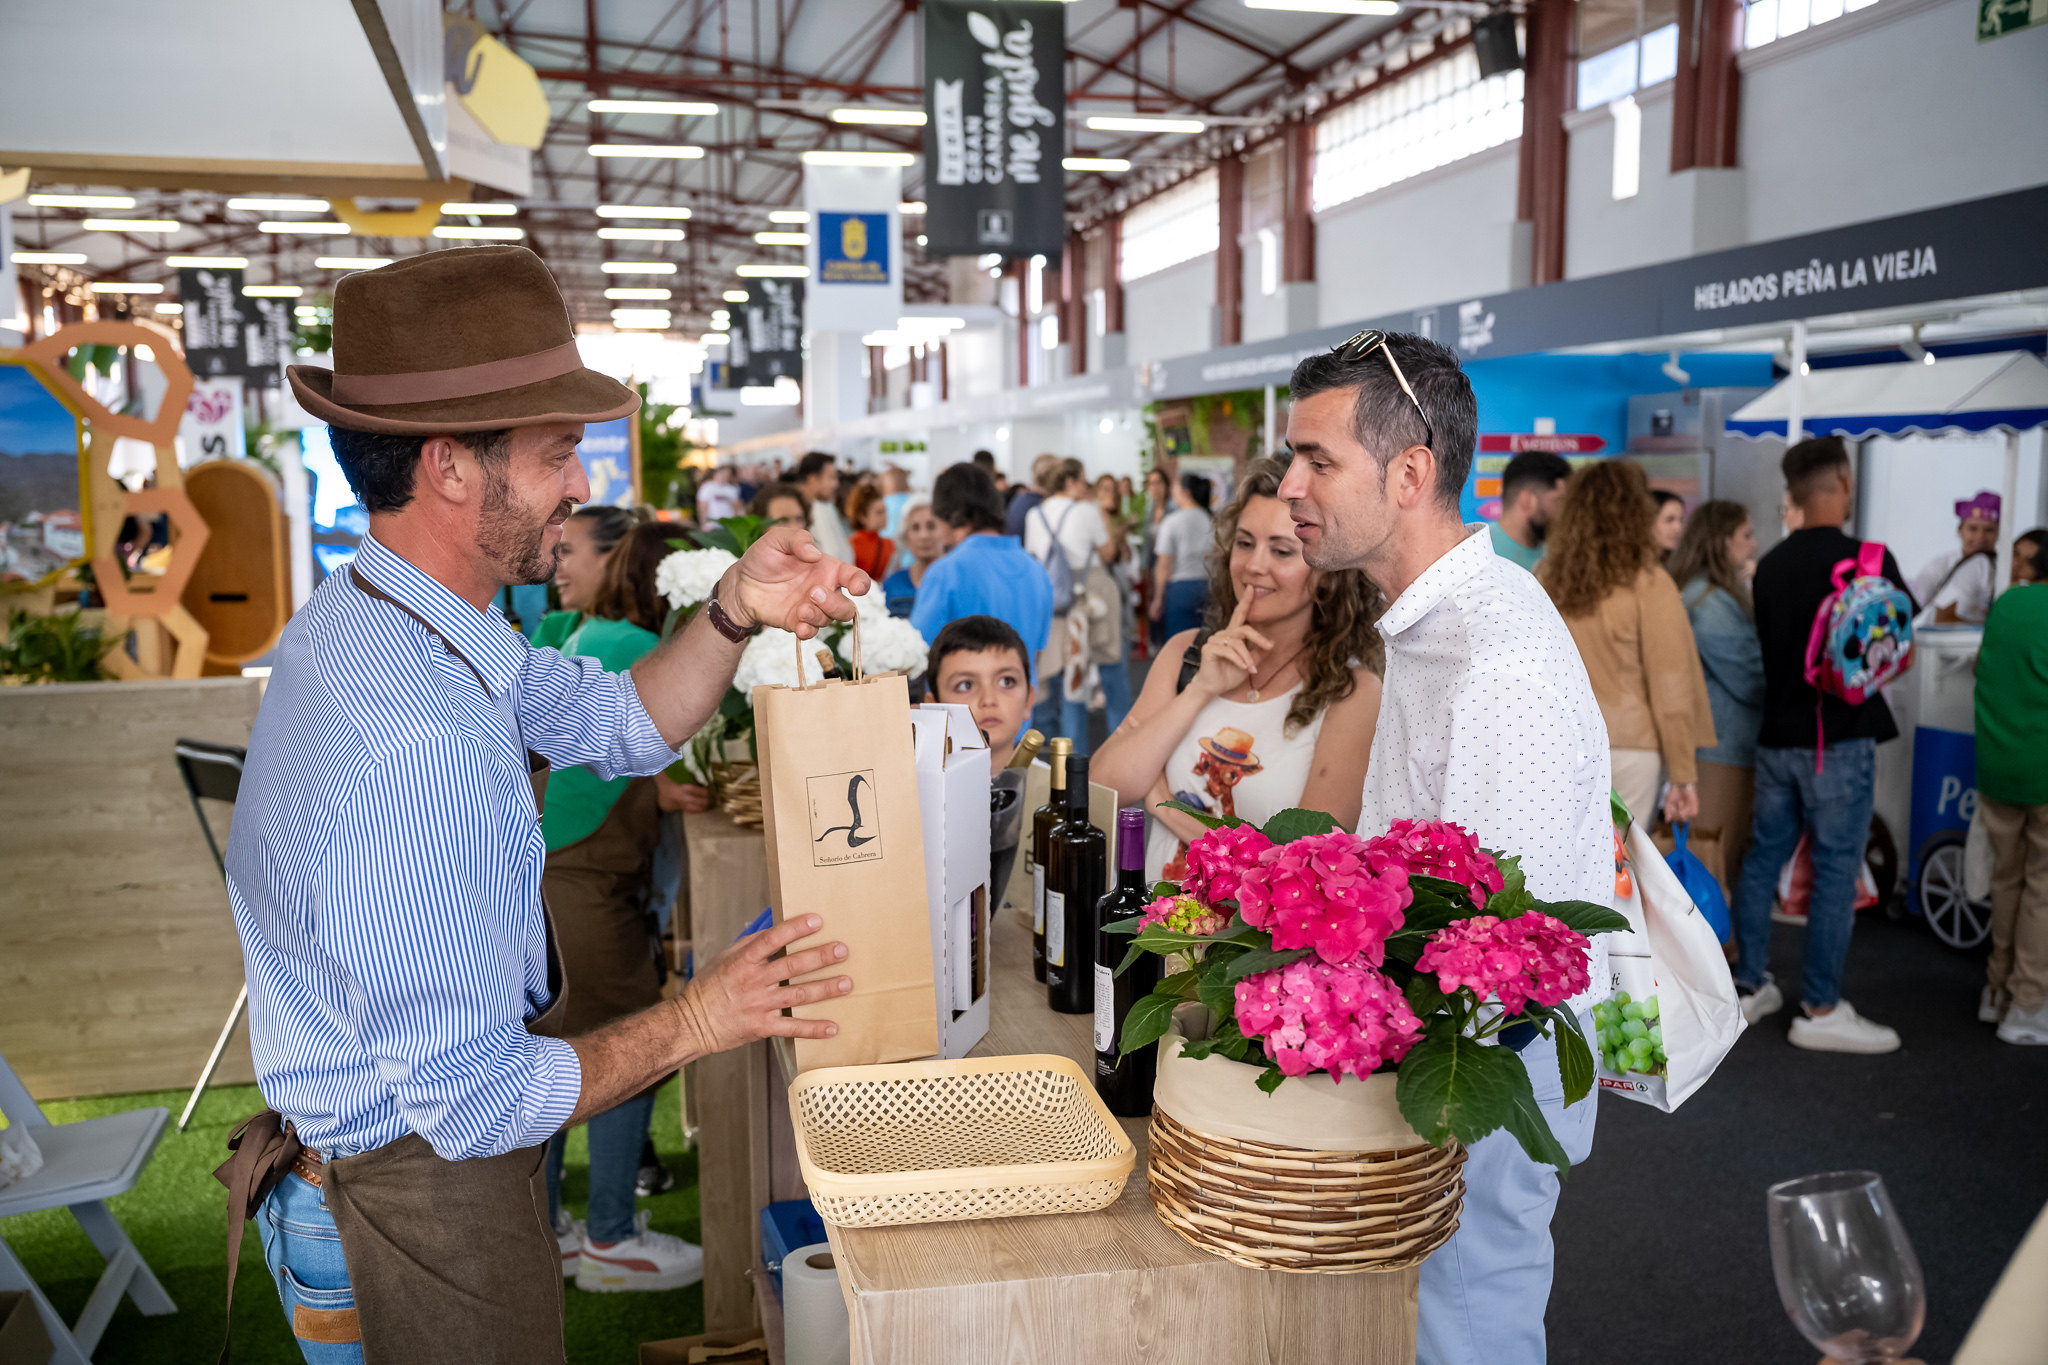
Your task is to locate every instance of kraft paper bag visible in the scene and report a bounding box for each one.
[754,659,938,1073]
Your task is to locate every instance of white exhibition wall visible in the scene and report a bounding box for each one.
[1123,256,1217,366]
[1860,429,2047,583]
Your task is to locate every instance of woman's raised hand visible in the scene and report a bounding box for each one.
[1188,591,1272,700]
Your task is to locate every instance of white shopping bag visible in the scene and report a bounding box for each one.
[1591,821,1746,1110]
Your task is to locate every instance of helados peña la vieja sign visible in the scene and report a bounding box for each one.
[923,0,1066,262]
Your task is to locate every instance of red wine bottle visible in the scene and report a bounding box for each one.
[1029,738,1072,984]
[1046,754,1104,1015]
[1095,807,1160,1117]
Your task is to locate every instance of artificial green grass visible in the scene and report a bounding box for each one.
[1,1078,703,1363]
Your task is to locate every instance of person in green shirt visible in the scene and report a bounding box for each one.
[542,520,707,1291]
[1974,533,2048,1047]
[532,503,642,649]
[1487,450,1570,573]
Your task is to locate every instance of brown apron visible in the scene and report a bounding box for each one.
[217,569,574,1364]
[542,774,666,1037]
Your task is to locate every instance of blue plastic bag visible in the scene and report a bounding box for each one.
[1665,824,1731,942]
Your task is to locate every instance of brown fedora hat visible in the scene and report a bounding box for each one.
[287,246,640,434]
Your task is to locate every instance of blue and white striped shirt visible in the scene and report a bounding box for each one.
[224,535,679,1160]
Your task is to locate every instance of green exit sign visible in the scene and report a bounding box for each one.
[1978,0,2047,40]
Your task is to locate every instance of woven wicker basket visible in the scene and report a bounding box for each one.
[709,761,762,828]
[1146,1010,1465,1274]
[789,1054,1135,1229]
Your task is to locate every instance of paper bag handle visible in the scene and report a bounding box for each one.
[791,598,863,689]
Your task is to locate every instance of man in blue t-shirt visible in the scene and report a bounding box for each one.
[913,463,1053,677]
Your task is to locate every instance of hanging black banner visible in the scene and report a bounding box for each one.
[177,268,296,387]
[923,0,1065,263]
[739,278,804,383]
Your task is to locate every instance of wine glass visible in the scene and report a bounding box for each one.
[1766,1171,1925,1364]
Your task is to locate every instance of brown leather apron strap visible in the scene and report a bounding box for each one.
[213,1109,304,1364]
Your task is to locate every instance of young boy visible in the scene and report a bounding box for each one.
[925,615,1035,773]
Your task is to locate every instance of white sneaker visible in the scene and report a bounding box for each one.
[553,1211,583,1279]
[1996,1000,2048,1046]
[576,1211,705,1293]
[1979,985,2011,1024]
[1739,977,1784,1025]
[1789,1000,1900,1054]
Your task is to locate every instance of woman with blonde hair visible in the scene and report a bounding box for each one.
[1093,456,1384,882]
[1539,460,1716,827]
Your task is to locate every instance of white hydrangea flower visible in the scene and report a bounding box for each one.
[731,627,807,694]
[850,614,929,676]
[655,547,738,611]
[849,581,893,622]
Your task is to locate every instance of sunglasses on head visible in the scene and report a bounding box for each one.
[1335,329,1435,453]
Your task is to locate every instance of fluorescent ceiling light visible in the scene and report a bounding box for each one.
[432,225,524,240]
[767,209,811,224]
[899,315,966,330]
[800,150,916,167]
[588,98,719,116]
[89,281,164,293]
[830,108,926,126]
[28,193,134,209]
[596,204,692,219]
[613,319,671,331]
[1084,115,1206,134]
[740,382,802,407]
[723,289,749,302]
[316,256,393,269]
[11,251,87,265]
[1244,0,1400,12]
[442,202,518,216]
[244,285,303,298]
[737,263,808,278]
[228,197,330,212]
[899,200,927,214]
[260,221,350,235]
[589,144,705,159]
[700,332,731,345]
[601,261,677,274]
[1064,156,1131,172]
[605,287,673,300]
[84,218,180,233]
[597,226,685,241]
[155,302,184,314]
[754,231,809,246]
[611,308,673,324]
[295,306,322,316]
[166,255,248,268]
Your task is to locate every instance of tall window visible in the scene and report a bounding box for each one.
[1744,0,1881,48]
[1118,170,1220,283]
[1311,48,1524,215]
[1577,0,1679,108]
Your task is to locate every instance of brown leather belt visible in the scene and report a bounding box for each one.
[292,1146,326,1188]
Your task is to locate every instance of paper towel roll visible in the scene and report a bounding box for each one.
[783,1242,851,1365]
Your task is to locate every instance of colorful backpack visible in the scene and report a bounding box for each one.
[1803,541,1913,764]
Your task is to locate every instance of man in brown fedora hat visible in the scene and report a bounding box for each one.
[218,247,863,1364]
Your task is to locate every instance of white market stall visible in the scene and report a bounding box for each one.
[1725,349,2048,946]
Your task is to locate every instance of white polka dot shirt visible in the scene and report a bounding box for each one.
[1358,525,1615,1014]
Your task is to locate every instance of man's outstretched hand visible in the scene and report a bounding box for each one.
[722,524,871,639]
[674,913,852,1055]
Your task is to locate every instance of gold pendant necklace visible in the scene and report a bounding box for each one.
[1245,646,1306,703]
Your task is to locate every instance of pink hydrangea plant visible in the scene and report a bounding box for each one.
[1415,912,1591,1015]
[1181,823,1273,906]
[1233,959,1423,1080]
[1140,893,1228,938]
[1362,818,1506,907]
[1235,830,1412,966]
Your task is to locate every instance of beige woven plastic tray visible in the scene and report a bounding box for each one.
[788,1054,1137,1229]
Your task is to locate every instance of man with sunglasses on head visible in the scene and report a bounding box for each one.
[1278,331,1614,1365]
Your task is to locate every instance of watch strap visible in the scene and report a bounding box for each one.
[705,594,755,643]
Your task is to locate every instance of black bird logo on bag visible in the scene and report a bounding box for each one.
[814,772,875,849]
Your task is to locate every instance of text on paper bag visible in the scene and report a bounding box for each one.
[808,770,883,866]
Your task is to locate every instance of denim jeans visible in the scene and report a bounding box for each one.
[1161,579,1208,641]
[545,1091,656,1243]
[1417,1018,1599,1365]
[1732,739,1877,1010]
[1056,659,1134,756]
[256,1171,364,1364]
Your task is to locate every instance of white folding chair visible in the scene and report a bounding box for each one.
[172,738,248,1132]
[0,1051,176,1363]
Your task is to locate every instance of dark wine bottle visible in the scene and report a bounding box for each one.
[1046,754,1105,1014]
[1029,738,1071,984]
[1095,807,1161,1116]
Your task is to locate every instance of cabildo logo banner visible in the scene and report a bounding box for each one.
[924,0,1066,261]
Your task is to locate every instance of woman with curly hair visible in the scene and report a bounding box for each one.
[1093,455,1385,882]
[1539,460,1716,828]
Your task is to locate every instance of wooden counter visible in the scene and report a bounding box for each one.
[822,909,1419,1365]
